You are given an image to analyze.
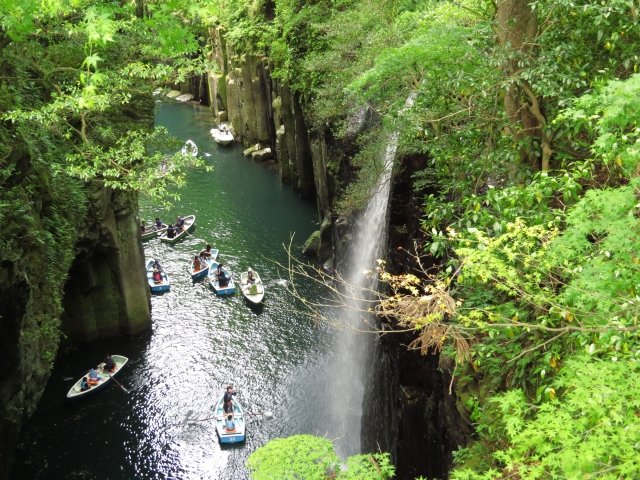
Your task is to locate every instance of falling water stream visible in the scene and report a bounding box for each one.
[283,94,418,459]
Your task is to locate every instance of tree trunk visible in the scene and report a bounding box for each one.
[495,0,550,171]
[135,0,144,19]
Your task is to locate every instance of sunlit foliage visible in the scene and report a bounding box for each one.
[247,434,395,480]
[1,0,208,198]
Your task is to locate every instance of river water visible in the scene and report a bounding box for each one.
[12,101,338,479]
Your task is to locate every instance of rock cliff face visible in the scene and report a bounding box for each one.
[205,27,322,200]
[0,123,151,480]
[358,155,471,479]
[362,333,472,479]
[61,184,150,343]
[0,141,82,479]
[199,26,341,263]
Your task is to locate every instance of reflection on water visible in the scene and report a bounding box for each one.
[12,102,339,480]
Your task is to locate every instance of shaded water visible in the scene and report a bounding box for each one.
[12,102,336,479]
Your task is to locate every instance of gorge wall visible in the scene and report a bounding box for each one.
[0,117,151,480]
[60,93,154,344]
[61,185,151,343]
[362,333,472,479]
[181,27,337,263]
[361,156,472,478]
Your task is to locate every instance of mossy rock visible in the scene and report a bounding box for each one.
[302,230,321,257]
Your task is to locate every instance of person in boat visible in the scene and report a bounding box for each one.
[152,268,162,283]
[193,255,202,272]
[167,225,175,239]
[104,355,116,373]
[199,244,213,260]
[154,259,162,271]
[246,268,255,284]
[140,224,146,234]
[217,264,229,287]
[176,216,185,230]
[223,385,236,414]
[224,414,235,432]
[217,264,231,287]
[155,217,162,229]
[88,368,99,385]
[80,376,90,391]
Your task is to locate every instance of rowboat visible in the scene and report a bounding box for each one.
[190,248,218,281]
[160,214,195,244]
[214,394,246,444]
[146,259,170,293]
[209,263,236,295]
[140,223,168,241]
[66,355,129,399]
[239,269,265,304]
[210,124,234,146]
[181,139,198,156]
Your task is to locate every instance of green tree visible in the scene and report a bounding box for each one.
[2,0,209,200]
[247,434,395,480]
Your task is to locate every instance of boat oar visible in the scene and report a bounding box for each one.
[246,411,274,419]
[186,411,273,425]
[186,416,219,425]
[108,373,130,394]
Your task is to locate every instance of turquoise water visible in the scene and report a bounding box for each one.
[12,101,336,479]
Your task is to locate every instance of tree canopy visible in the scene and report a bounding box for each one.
[1,0,209,200]
[247,435,395,480]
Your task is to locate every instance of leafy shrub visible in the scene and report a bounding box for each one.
[247,434,395,479]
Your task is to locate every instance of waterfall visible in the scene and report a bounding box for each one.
[286,94,417,457]
[330,138,398,455]
[330,93,418,456]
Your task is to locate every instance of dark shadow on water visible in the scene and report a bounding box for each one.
[218,441,247,451]
[244,301,264,315]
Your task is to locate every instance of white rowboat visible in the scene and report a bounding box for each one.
[214,394,246,444]
[210,124,234,146]
[66,355,128,399]
[239,269,265,304]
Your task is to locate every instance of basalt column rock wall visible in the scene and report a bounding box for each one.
[61,184,151,343]
[205,27,338,263]
[362,333,472,479]
[206,27,321,202]
[60,93,153,343]
[360,157,472,479]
